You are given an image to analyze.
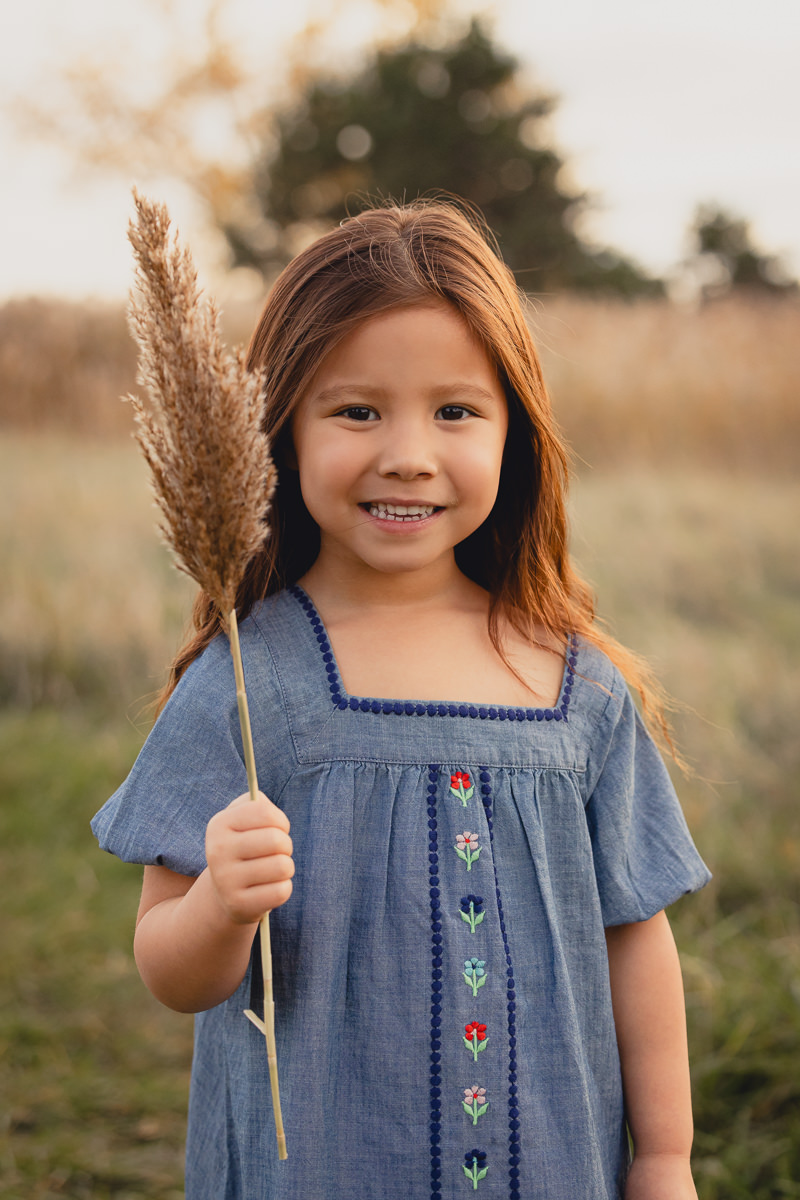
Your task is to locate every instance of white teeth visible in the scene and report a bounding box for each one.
[367,503,436,522]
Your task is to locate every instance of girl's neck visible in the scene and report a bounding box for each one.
[299,554,480,621]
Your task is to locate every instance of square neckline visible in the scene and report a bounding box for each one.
[289,585,579,724]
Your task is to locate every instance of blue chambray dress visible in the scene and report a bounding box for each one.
[92,586,711,1200]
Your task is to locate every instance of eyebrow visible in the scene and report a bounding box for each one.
[310,382,501,405]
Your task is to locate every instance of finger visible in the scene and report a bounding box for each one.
[226,792,291,833]
[237,853,295,888]
[235,827,293,862]
[239,877,294,917]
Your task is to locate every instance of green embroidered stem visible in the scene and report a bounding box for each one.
[455,843,481,870]
[462,1159,489,1189]
[462,1099,490,1126]
[463,1030,488,1061]
[460,901,485,934]
[464,968,487,997]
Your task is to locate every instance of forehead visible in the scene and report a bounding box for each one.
[306,302,500,393]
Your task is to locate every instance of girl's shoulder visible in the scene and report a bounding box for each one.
[571,633,626,701]
[179,590,299,696]
[553,631,624,721]
[558,632,642,756]
[567,633,675,799]
[157,592,300,763]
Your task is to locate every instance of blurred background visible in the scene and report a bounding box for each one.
[1,1,798,1196]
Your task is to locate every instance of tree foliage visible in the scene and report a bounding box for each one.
[225,20,662,295]
[690,204,797,300]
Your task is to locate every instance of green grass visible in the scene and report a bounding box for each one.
[0,711,192,1198]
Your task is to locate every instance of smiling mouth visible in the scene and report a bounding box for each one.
[360,502,442,522]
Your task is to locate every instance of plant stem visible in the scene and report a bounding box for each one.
[229,608,259,804]
[228,608,288,1161]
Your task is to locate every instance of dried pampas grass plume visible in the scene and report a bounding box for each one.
[126,188,276,622]
[125,190,286,1160]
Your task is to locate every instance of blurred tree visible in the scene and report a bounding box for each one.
[226,19,662,295]
[12,0,259,238]
[689,204,797,300]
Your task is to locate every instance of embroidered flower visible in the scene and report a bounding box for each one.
[462,1086,489,1125]
[463,958,487,996]
[449,770,474,806]
[454,831,481,870]
[463,1148,488,1189]
[463,1021,488,1061]
[459,894,485,933]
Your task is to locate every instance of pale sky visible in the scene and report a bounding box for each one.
[2,0,798,300]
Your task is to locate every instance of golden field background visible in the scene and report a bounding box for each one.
[3,292,799,469]
[1,293,799,1197]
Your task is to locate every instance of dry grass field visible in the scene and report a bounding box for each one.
[1,294,798,1197]
[2,292,799,472]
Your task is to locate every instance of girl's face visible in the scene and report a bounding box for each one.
[290,302,508,590]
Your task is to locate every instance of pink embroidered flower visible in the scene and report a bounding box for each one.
[455,831,481,870]
[463,1085,490,1127]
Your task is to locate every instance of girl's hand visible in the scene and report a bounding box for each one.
[625,1153,698,1200]
[205,792,294,925]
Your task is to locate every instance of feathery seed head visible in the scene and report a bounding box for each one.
[126,190,276,623]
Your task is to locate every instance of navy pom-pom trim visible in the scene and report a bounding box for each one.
[291,585,577,722]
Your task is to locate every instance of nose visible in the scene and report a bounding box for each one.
[376,416,438,480]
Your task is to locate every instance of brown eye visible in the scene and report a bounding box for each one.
[437,405,471,421]
[341,406,377,421]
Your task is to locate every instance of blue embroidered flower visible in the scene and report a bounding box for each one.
[454,831,481,870]
[462,1086,489,1125]
[463,1148,488,1189]
[463,958,487,996]
[459,895,485,933]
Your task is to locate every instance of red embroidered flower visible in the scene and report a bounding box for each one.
[464,1020,488,1061]
[449,770,475,806]
[465,1021,487,1041]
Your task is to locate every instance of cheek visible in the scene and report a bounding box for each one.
[295,433,361,513]
[453,435,506,504]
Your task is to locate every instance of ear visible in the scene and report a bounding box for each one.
[283,442,298,470]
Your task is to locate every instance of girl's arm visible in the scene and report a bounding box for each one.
[605,910,698,1200]
[133,792,294,1013]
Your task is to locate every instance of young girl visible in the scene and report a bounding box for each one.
[92,199,710,1200]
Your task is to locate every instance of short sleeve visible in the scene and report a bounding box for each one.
[91,619,290,877]
[584,681,711,926]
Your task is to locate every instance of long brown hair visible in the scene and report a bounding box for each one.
[158,197,676,751]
